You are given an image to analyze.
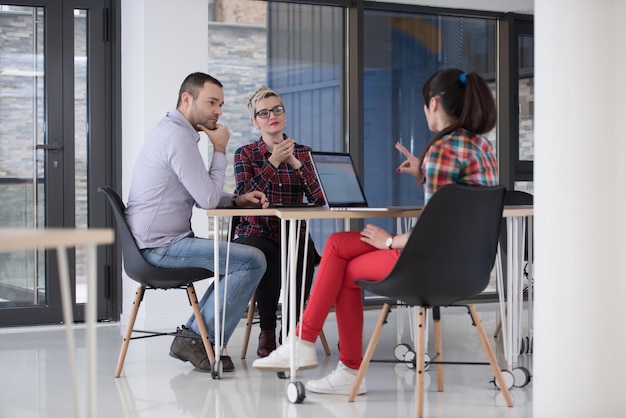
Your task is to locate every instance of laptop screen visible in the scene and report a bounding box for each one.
[310,151,369,208]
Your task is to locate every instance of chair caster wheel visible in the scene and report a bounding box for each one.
[423,352,432,371]
[491,369,514,390]
[277,371,289,379]
[404,350,416,369]
[402,350,430,371]
[287,381,306,403]
[394,343,411,361]
[512,366,531,387]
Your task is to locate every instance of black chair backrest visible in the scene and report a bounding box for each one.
[357,184,505,307]
[98,187,213,289]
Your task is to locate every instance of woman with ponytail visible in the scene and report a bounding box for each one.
[253,68,498,396]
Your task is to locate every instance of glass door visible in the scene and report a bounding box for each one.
[0,0,113,325]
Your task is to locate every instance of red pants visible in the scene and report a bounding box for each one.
[299,231,399,370]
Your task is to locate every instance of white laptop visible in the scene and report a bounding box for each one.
[310,151,389,211]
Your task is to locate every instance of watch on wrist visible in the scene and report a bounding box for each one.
[385,235,394,249]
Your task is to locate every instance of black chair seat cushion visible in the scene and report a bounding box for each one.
[99,186,213,290]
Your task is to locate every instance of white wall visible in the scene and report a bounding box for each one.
[121,0,210,329]
[534,0,626,415]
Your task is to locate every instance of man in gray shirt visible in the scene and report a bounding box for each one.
[126,72,268,373]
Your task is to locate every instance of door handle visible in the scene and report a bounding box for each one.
[35,143,64,152]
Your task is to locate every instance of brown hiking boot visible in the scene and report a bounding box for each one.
[169,326,234,372]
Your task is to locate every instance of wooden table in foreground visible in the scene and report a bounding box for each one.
[0,228,114,418]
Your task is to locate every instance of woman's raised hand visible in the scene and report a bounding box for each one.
[395,142,420,178]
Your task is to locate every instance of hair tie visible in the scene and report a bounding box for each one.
[460,72,467,85]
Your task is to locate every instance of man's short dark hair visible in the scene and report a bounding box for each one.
[176,72,223,108]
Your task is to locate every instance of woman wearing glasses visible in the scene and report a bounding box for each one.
[232,85,325,358]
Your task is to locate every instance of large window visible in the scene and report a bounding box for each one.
[268,3,344,153]
[362,9,497,232]
[205,1,531,243]
[206,2,344,247]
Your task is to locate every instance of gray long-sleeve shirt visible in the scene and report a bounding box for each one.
[126,109,232,249]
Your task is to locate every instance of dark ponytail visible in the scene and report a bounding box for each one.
[417,68,496,178]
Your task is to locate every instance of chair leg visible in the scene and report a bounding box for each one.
[115,285,144,378]
[187,284,215,364]
[240,295,256,359]
[433,315,444,392]
[469,305,514,407]
[493,319,502,338]
[493,305,507,337]
[415,307,427,418]
[349,303,390,402]
[241,295,329,359]
[319,329,331,356]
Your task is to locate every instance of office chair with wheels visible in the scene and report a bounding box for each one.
[98,186,216,377]
[348,184,513,417]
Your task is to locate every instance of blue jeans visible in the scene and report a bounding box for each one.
[142,237,266,345]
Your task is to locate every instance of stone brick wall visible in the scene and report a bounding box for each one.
[519,77,534,161]
[206,22,267,193]
[217,0,266,25]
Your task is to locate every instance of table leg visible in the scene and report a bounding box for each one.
[212,216,222,378]
[527,217,534,348]
[86,244,98,418]
[280,219,288,347]
[497,215,532,370]
[288,219,298,382]
[505,218,514,368]
[56,245,81,417]
[495,243,509,363]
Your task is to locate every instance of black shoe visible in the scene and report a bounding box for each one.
[169,326,212,371]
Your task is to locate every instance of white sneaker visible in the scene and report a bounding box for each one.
[305,361,367,395]
[252,338,318,371]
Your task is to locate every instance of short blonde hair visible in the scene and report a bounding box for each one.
[247,85,283,119]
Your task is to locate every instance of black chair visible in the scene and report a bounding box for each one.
[347,184,513,417]
[98,187,215,377]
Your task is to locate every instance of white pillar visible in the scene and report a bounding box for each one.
[534,0,626,415]
[121,0,210,329]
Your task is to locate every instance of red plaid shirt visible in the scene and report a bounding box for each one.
[233,137,325,243]
[422,129,499,204]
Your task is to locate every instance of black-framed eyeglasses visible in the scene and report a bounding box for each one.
[254,105,285,119]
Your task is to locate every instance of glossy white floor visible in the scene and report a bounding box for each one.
[0,303,532,418]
